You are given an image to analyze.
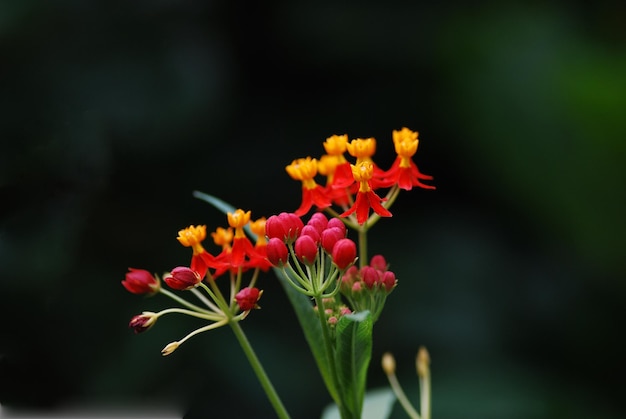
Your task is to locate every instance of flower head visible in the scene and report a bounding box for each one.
[382,127,435,190]
[177,225,215,279]
[340,161,392,224]
[286,157,331,216]
[177,225,207,255]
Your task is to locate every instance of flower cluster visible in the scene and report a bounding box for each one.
[122,209,269,355]
[286,128,435,225]
[122,127,435,419]
[265,211,356,302]
[340,254,397,322]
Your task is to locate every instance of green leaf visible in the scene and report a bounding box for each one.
[273,268,340,403]
[334,310,374,418]
[321,387,396,419]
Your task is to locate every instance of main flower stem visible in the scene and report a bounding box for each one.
[313,294,351,418]
[358,226,368,268]
[229,320,291,419]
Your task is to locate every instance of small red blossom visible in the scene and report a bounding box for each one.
[381,127,435,190]
[286,157,331,216]
[122,268,160,294]
[235,287,262,311]
[340,161,392,225]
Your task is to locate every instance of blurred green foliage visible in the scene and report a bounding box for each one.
[1,1,624,418]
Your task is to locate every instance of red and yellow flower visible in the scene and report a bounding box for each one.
[177,225,215,279]
[340,161,392,224]
[286,157,331,216]
[382,127,435,190]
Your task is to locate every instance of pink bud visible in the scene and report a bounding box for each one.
[361,266,378,289]
[295,235,318,265]
[235,287,261,311]
[300,225,321,243]
[382,271,397,292]
[128,313,156,334]
[307,212,328,234]
[331,238,356,270]
[369,254,388,271]
[265,212,303,242]
[265,214,287,240]
[266,237,289,266]
[283,213,304,241]
[326,217,346,235]
[164,266,201,290]
[122,268,159,294]
[321,227,345,253]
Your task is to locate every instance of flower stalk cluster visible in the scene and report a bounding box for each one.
[122,127,435,419]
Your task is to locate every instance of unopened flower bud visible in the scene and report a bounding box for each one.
[266,212,304,242]
[382,271,397,292]
[295,235,318,265]
[328,316,338,325]
[163,266,201,290]
[161,341,179,356]
[326,217,346,235]
[266,237,289,266]
[416,346,430,378]
[122,268,160,294]
[300,225,321,243]
[361,266,378,289]
[331,238,357,269]
[369,254,387,271]
[307,212,328,234]
[382,352,396,375]
[128,312,157,334]
[321,227,345,254]
[235,287,262,311]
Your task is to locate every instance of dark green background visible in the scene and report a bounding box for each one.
[1,1,624,418]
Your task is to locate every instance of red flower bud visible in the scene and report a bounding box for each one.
[331,238,356,270]
[300,225,321,243]
[129,312,157,334]
[122,268,160,294]
[295,235,318,265]
[235,287,261,311]
[326,217,346,235]
[266,212,303,242]
[369,254,387,272]
[163,266,201,290]
[361,266,378,289]
[266,237,289,266]
[321,227,345,254]
[307,212,328,234]
[382,271,397,292]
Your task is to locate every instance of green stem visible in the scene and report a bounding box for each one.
[313,293,344,414]
[156,307,224,322]
[358,226,368,268]
[158,288,215,314]
[229,321,291,419]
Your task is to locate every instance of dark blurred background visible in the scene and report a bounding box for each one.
[1,0,625,418]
